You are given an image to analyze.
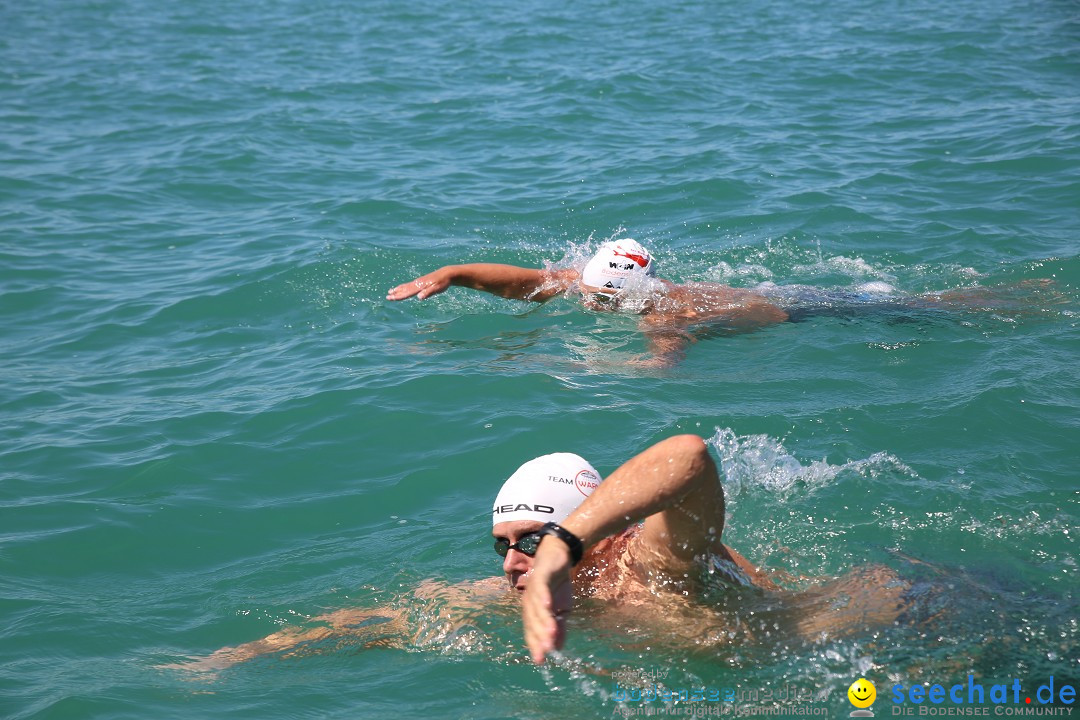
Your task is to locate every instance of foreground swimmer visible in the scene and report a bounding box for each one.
[386,240,1051,367]
[176,436,922,671]
[501,435,771,663]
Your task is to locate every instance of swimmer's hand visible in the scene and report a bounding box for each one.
[522,536,574,664]
[386,267,454,301]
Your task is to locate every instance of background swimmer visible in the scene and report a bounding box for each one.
[387,240,1060,367]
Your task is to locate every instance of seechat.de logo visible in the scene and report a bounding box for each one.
[890,675,1075,713]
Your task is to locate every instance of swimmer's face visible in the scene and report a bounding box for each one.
[847,679,876,708]
[492,520,545,591]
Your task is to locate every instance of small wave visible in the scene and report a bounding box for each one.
[706,427,918,498]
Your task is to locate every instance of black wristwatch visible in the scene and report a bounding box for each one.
[538,522,585,566]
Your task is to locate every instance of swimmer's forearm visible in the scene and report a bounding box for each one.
[450,264,564,301]
[173,625,335,671]
[639,322,693,367]
[176,608,406,671]
[387,264,574,302]
[558,435,713,549]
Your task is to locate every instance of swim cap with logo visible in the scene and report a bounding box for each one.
[492,453,603,525]
[580,239,656,296]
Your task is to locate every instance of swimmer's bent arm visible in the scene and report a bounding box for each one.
[635,316,696,368]
[522,435,750,663]
[387,264,578,303]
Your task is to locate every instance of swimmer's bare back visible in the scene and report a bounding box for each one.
[651,284,789,327]
[631,285,789,367]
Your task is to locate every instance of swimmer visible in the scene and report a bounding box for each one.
[174,435,922,671]
[387,239,790,366]
[386,240,1057,367]
[499,436,910,664]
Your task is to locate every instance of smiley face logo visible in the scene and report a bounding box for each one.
[848,678,876,709]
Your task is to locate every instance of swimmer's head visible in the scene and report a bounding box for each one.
[491,453,603,590]
[580,239,656,307]
[492,453,602,526]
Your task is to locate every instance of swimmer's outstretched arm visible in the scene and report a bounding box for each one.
[166,578,507,673]
[164,607,407,672]
[387,264,578,303]
[522,435,769,663]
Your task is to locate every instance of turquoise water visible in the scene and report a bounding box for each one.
[1,0,1077,717]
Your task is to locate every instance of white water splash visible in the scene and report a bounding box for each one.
[707,427,918,498]
[793,254,895,282]
[706,260,776,285]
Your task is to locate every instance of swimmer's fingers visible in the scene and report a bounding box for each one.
[522,544,574,664]
[522,578,557,664]
[523,578,573,664]
[386,268,453,301]
[551,576,572,651]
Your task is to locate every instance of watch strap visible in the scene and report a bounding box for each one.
[538,522,584,566]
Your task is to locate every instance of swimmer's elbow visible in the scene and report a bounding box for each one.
[666,433,708,454]
[659,434,711,474]
[530,268,578,302]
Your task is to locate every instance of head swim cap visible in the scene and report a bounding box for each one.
[581,239,656,296]
[492,453,603,526]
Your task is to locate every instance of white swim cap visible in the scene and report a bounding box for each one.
[492,453,603,526]
[581,239,656,295]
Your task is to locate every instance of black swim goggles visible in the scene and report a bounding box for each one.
[591,291,617,304]
[493,532,544,558]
